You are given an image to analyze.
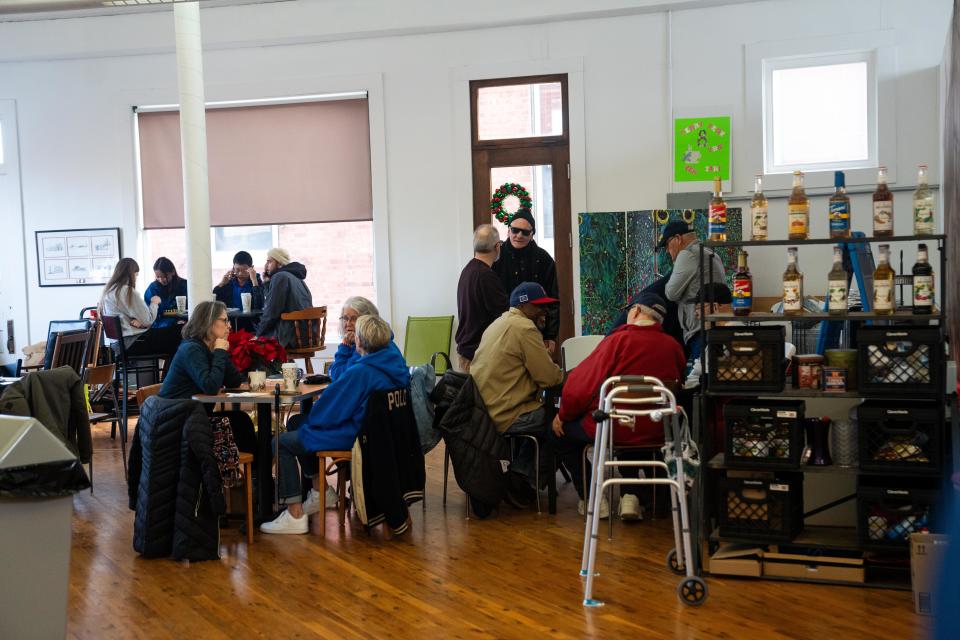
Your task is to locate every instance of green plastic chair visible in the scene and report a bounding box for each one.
[403,316,454,373]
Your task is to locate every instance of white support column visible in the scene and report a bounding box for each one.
[174,1,212,309]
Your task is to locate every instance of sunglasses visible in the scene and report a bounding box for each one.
[509,226,533,237]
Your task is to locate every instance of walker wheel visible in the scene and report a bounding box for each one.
[666,548,685,575]
[677,576,708,606]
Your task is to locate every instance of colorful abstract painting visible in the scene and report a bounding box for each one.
[578,208,742,335]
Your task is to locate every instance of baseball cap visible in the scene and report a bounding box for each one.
[635,291,668,318]
[510,282,558,307]
[657,220,692,250]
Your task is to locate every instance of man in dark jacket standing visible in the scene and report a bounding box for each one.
[455,224,508,372]
[256,247,313,349]
[492,208,560,354]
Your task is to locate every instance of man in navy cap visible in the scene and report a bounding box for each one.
[660,220,726,361]
[551,291,685,520]
[471,282,564,493]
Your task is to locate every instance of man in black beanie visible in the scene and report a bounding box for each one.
[492,208,560,353]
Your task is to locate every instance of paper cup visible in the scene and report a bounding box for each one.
[248,370,266,391]
[175,296,187,313]
[240,292,252,313]
[281,362,298,391]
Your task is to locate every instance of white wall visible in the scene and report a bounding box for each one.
[0,0,950,347]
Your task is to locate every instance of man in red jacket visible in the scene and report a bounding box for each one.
[551,292,685,520]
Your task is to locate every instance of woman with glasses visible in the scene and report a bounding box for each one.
[492,208,561,353]
[158,300,256,453]
[329,295,402,381]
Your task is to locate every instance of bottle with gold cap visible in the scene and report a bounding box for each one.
[872,244,895,314]
[751,174,768,241]
[708,176,727,242]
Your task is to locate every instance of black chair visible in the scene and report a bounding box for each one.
[0,354,22,377]
[101,315,166,443]
[43,319,92,370]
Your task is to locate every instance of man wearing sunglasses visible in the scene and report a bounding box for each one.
[492,208,560,354]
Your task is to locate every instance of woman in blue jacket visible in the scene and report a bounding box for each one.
[144,257,188,328]
[261,314,410,535]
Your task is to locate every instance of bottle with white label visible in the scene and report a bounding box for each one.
[827,246,847,315]
[783,247,803,315]
[873,166,894,237]
[913,164,935,236]
[751,174,768,241]
[872,244,895,315]
[912,243,934,314]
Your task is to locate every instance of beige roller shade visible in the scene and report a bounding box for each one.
[138,99,372,229]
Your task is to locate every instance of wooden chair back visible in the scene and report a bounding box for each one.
[281,307,328,352]
[50,329,91,375]
[85,319,103,367]
[135,383,162,407]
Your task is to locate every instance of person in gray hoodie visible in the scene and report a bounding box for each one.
[661,220,725,362]
[256,247,313,349]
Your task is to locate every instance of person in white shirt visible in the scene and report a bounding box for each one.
[99,257,182,359]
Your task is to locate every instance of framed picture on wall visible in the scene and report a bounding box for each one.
[36,227,121,287]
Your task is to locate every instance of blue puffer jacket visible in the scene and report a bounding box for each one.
[298,344,411,452]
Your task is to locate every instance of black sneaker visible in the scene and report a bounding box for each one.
[469,496,495,519]
[504,472,537,508]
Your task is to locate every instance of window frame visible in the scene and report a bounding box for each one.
[470,74,569,148]
[762,50,878,176]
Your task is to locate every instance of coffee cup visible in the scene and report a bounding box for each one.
[248,370,266,391]
[281,362,298,391]
[175,295,187,313]
[240,292,252,313]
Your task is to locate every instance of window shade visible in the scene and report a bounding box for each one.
[138,99,372,229]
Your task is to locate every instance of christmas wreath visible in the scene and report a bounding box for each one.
[490,182,532,224]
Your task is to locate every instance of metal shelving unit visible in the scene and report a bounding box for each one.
[694,229,950,590]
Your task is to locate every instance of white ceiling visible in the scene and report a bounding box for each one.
[0,0,291,21]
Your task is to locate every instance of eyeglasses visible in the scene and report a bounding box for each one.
[217,317,229,323]
[339,315,359,323]
[509,226,533,237]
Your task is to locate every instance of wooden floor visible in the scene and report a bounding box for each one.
[68,423,926,639]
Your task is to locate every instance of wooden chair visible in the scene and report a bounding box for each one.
[225,452,255,546]
[135,383,162,407]
[84,363,121,483]
[49,329,91,376]
[281,307,327,374]
[314,450,352,537]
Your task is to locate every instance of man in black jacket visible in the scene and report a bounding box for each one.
[257,247,313,349]
[492,208,560,354]
[455,224,508,372]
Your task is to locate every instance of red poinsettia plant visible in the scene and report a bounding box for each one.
[227,329,287,375]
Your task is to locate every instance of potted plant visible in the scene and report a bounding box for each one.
[227,329,287,377]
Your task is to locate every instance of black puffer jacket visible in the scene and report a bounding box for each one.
[128,396,225,561]
[437,375,510,509]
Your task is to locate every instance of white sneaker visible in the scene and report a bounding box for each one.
[325,485,339,510]
[619,494,644,521]
[578,497,610,519]
[259,509,308,535]
[302,489,321,515]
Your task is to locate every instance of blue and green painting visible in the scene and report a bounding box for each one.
[578,208,741,335]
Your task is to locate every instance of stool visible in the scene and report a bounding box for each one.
[224,452,255,545]
[315,450,352,537]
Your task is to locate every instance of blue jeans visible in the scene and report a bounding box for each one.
[274,415,320,504]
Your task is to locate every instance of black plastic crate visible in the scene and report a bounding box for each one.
[723,400,805,468]
[857,400,942,474]
[857,484,937,550]
[706,326,785,393]
[718,474,803,543]
[857,326,943,396]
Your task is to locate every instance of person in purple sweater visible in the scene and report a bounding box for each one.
[455,224,508,372]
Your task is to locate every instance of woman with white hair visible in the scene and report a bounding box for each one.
[329,295,384,380]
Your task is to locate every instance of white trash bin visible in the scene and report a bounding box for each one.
[0,415,90,640]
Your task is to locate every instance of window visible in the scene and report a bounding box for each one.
[763,51,877,174]
[0,121,4,165]
[476,82,563,140]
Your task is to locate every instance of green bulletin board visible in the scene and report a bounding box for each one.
[674,116,731,182]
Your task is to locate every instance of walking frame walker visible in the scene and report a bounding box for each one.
[579,375,707,607]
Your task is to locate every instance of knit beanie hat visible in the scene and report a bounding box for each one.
[267,248,291,266]
[510,208,536,231]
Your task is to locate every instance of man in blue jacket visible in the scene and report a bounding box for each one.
[261,314,410,535]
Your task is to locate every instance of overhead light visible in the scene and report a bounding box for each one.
[101,0,191,6]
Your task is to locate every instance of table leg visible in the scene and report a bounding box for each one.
[255,403,275,523]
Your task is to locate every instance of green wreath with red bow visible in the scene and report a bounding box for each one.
[490,182,533,224]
